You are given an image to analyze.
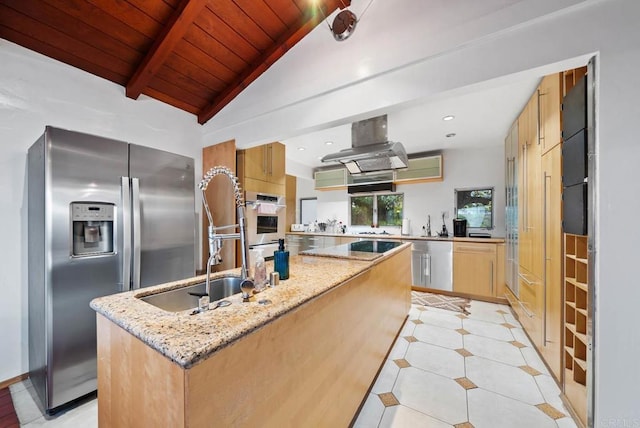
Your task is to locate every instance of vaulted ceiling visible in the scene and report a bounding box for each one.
[0,0,348,124]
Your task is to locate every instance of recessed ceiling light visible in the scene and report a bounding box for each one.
[298,147,306,151]
[443,115,455,121]
[446,133,456,138]
[325,141,334,145]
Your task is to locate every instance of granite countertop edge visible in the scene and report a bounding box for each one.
[286,231,505,243]
[91,243,411,369]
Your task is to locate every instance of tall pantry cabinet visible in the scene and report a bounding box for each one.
[505,68,589,427]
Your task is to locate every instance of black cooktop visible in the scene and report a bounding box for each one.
[349,240,401,254]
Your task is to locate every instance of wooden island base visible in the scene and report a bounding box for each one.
[97,247,411,427]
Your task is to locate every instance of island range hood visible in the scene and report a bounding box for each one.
[321,115,408,174]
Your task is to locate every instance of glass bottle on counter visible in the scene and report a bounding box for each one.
[254,249,267,291]
[273,239,289,280]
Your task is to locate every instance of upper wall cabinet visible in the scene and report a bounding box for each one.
[315,169,347,190]
[314,154,443,190]
[238,142,286,195]
[394,155,443,184]
[539,74,563,154]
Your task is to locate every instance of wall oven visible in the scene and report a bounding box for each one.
[245,191,286,247]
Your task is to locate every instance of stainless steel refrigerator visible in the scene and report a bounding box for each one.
[28,126,196,413]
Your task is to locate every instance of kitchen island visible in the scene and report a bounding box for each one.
[91,242,411,427]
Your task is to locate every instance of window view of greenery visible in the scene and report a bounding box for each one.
[350,195,374,225]
[455,188,493,228]
[350,193,403,226]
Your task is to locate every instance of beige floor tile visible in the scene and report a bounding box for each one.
[392,367,468,425]
[379,405,452,428]
[371,359,401,394]
[462,318,516,342]
[466,356,545,405]
[467,388,556,428]
[405,341,465,379]
[353,393,385,428]
[413,323,464,349]
[463,334,527,367]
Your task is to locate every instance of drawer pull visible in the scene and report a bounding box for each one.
[518,272,536,286]
[518,300,534,318]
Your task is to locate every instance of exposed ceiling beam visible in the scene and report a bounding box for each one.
[126,0,207,99]
[197,0,349,124]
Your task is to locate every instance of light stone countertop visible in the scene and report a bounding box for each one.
[286,231,505,244]
[90,243,411,369]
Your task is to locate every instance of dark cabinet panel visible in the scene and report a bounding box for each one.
[563,183,588,235]
[562,129,588,187]
[562,75,587,140]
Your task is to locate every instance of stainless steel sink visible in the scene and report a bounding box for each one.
[139,276,242,312]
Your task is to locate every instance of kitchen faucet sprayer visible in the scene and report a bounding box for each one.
[198,166,253,307]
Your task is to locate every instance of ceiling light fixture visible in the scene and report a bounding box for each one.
[443,115,455,121]
[325,141,334,145]
[317,0,375,42]
[298,147,306,151]
[446,133,456,138]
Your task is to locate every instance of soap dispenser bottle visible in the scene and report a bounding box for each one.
[254,249,267,291]
[273,239,289,280]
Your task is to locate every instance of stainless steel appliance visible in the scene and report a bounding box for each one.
[244,191,285,245]
[411,240,453,291]
[28,127,195,414]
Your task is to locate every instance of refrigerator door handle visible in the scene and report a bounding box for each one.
[121,177,132,291]
[131,177,142,289]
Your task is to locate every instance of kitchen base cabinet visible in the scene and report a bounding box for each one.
[96,248,411,428]
[453,242,504,300]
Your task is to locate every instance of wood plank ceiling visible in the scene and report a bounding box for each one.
[0,0,349,124]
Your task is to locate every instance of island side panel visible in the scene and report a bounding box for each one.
[96,314,186,428]
[185,246,411,427]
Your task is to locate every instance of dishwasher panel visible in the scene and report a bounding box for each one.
[410,240,453,291]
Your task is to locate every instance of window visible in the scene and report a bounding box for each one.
[350,193,404,227]
[454,187,494,229]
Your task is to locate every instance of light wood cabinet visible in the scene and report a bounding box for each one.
[539,73,562,154]
[541,145,563,379]
[453,242,502,299]
[238,142,285,194]
[519,92,543,281]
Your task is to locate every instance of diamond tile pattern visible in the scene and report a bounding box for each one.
[354,299,579,428]
[378,392,400,407]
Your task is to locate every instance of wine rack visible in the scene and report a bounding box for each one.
[564,233,588,426]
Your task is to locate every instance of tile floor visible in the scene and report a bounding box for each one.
[9,300,577,427]
[353,300,578,428]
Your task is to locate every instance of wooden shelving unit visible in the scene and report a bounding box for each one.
[564,233,588,426]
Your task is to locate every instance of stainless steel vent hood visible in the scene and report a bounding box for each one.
[321,115,408,174]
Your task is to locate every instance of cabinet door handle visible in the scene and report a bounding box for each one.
[537,89,543,145]
[522,144,528,229]
[519,300,534,318]
[490,260,494,295]
[425,254,431,284]
[543,172,550,345]
[518,272,536,286]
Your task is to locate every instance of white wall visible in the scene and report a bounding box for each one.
[0,40,203,383]
[310,147,505,236]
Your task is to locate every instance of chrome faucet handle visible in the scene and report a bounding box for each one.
[240,278,255,301]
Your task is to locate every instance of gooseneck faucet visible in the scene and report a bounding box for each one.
[198,166,253,301]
